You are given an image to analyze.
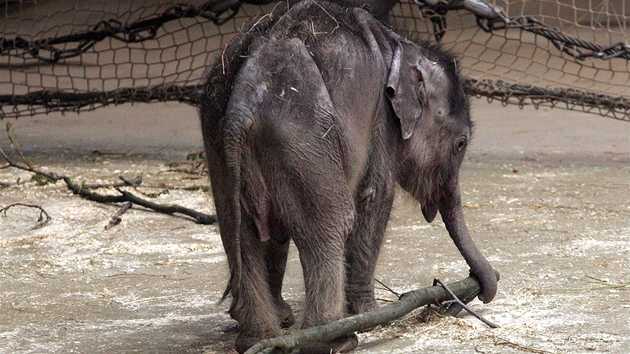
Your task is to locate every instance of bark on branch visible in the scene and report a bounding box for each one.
[245,275,496,354]
[60,175,216,224]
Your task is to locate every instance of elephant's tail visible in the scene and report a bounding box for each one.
[219,110,253,304]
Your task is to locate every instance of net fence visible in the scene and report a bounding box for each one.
[1,0,628,120]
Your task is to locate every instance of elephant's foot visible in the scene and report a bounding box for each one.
[235,326,283,354]
[346,295,379,315]
[235,332,260,354]
[346,296,380,333]
[273,297,295,328]
[299,333,358,354]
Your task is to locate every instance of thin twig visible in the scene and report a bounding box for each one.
[494,336,555,354]
[434,277,499,328]
[5,122,33,169]
[1,147,59,182]
[105,201,133,230]
[375,278,401,298]
[544,283,630,293]
[221,42,228,75]
[588,283,630,291]
[585,275,608,283]
[0,203,52,229]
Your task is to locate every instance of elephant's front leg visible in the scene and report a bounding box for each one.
[287,186,355,328]
[345,176,395,314]
[293,222,359,354]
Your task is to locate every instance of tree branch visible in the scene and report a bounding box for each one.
[118,188,216,224]
[1,123,217,225]
[245,275,497,354]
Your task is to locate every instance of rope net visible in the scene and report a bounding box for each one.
[1,0,628,120]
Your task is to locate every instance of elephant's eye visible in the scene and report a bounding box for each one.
[453,136,467,155]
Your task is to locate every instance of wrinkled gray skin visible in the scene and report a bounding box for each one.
[200,1,498,352]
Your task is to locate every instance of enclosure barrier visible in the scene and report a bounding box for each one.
[1,0,628,120]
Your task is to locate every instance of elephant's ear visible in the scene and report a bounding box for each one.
[386,41,425,140]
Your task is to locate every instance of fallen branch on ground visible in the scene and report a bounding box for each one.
[1,123,216,225]
[80,175,142,190]
[0,203,52,229]
[245,275,499,354]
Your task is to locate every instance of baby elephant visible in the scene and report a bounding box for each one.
[200,0,498,352]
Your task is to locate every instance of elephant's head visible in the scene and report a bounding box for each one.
[387,40,498,303]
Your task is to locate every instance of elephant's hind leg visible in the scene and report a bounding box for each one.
[265,227,295,328]
[229,220,283,354]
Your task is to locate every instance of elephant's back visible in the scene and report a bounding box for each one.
[249,0,394,191]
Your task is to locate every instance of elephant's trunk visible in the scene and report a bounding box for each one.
[438,179,498,303]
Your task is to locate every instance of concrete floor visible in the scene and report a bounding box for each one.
[0,100,629,353]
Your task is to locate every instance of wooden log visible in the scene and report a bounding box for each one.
[245,275,489,354]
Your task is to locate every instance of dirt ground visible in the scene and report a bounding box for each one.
[0,101,628,353]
